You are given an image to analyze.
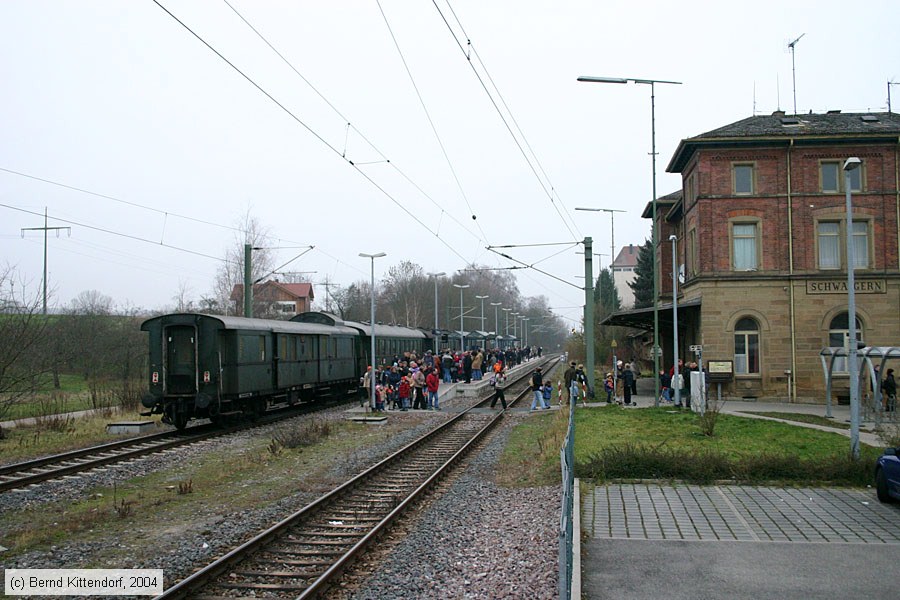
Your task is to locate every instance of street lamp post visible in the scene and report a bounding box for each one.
[502,307,512,336]
[491,302,502,347]
[359,252,386,412]
[578,75,682,408]
[427,272,445,353]
[511,312,519,340]
[669,235,680,407]
[475,295,489,334]
[453,284,470,351]
[522,317,530,348]
[844,157,862,460]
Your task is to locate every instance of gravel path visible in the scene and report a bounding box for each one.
[329,412,560,600]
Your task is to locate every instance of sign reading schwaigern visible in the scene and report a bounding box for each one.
[806,279,886,294]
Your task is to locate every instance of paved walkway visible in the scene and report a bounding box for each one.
[583,483,899,544]
[580,483,900,599]
[577,378,899,599]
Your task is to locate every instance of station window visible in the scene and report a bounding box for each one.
[731,222,759,271]
[816,220,871,270]
[829,313,863,373]
[820,162,840,193]
[733,163,755,195]
[733,317,759,375]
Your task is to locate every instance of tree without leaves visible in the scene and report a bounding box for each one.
[381,261,427,327]
[212,209,275,317]
[0,266,51,431]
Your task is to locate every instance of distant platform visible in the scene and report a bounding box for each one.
[346,414,388,424]
[107,421,156,434]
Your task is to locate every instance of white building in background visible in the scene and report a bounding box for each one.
[613,244,639,308]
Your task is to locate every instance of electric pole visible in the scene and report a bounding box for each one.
[21,207,70,315]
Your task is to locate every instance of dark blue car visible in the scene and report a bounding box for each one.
[875,447,900,503]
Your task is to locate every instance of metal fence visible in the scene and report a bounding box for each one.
[558,398,575,600]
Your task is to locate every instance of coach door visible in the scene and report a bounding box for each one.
[165,325,197,395]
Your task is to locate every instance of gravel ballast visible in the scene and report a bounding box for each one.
[330,412,560,600]
[1,400,561,600]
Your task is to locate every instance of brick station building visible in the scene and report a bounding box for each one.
[619,111,900,403]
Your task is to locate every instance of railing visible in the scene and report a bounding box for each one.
[558,396,575,600]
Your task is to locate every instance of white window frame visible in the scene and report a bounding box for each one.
[815,218,871,270]
[734,317,760,375]
[829,313,863,374]
[730,220,760,271]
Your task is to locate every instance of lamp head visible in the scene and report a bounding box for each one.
[669,234,677,241]
[843,157,861,172]
[577,76,628,84]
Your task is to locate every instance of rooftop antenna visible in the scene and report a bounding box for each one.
[753,81,757,116]
[889,79,900,113]
[776,74,781,112]
[788,33,805,115]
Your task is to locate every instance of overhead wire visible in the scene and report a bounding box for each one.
[2,203,228,263]
[217,0,484,247]
[432,0,582,242]
[374,0,488,249]
[0,166,238,234]
[0,166,311,250]
[152,0,474,267]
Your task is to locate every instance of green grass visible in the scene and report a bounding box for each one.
[2,376,141,421]
[2,392,96,421]
[498,405,882,487]
[0,409,155,464]
[35,373,90,394]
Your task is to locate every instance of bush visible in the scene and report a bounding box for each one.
[878,422,900,448]
[697,398,723,437]
[271,418,333,450]
[577,442,872,486]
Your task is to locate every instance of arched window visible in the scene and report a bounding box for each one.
[734,317,759,374]
[828,312,863,373]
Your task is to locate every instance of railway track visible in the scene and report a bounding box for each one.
[0,398,352,494]
[155,357,555,600]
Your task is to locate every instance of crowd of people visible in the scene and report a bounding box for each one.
[360,345,540,412]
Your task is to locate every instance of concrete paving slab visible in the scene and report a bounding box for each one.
[582,483,900,599]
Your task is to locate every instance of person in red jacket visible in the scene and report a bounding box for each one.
[398,376,412,412]
[425,367,441,410]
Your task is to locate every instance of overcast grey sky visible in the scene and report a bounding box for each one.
[2,1,898,327]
